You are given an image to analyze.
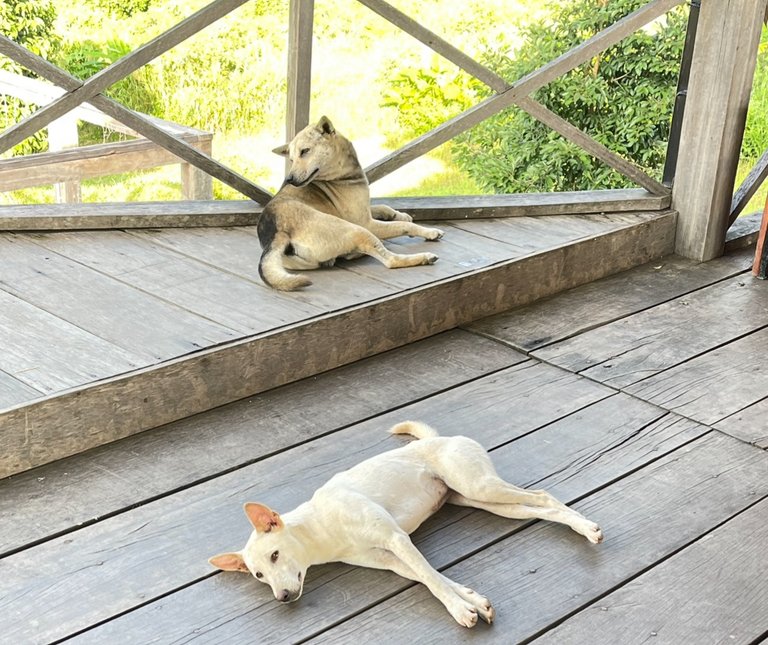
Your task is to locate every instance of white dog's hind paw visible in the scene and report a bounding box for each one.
[422,253,438,265]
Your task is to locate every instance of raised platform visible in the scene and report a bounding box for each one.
[1,244,766,644]
[0,208,676,477]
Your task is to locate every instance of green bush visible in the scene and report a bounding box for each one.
[452,0,687,193]
[56,38,163,143]
[0,0,61,156]
[741,26,768,161]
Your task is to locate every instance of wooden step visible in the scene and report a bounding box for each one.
[0,210,676,478]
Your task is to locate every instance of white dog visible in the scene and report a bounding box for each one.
[209,421,603,627]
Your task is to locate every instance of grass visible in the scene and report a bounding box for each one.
[734,157,768,217]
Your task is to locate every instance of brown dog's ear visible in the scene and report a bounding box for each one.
[272,144,290,157]
[317,116,335,136]
[209,552,249,573]
[244,502,284,533]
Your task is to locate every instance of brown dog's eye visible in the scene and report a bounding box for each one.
[255,571,263,579]
[271,550,279,563]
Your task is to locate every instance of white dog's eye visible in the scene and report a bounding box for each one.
[299,148,310,157]
[271,550,279,563]
[255,571,263,579]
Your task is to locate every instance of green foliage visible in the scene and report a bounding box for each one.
[86,0,151,19]
[381,56,475,146]
[450,0,688,193]
[0,0,61,155]
[741,26,768,161]
[56,38,163,143]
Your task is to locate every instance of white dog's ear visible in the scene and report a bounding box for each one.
[209,552,249,573]
[317,116,335,136]
[244,502,284,533]
[272,144,290,157]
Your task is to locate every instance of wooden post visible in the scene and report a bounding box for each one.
[753,196,768,279]
[48,114,81,203]
[181,134,214,200]
[671,0,768,261]
[285,0,314,148]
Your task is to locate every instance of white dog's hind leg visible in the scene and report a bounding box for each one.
[448,493,603,544]
[349,231,438,268]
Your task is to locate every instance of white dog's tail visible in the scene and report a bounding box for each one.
[258,231,312,291]
[389,420,439,440]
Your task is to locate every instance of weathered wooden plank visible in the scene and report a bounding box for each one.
[533,273,768,388]
[25,230,323,335]
[671,0,767,261]
[0,211,675,477]
[0,369,42,409]
[0,234,240,364]
[62,402,707,645]
[0,133,211,190]
[0,191,671,232]
[132,226,402,311]
[731,149,768,222]
[626,326,768,426]
[0,330,526,555]
[309,432,767,644]
[0,390,689,644]
[0,201,259,230]
[467,249,753,353]
[516,96,668,195]
[536,495,768,645]
[0,288,142,398]
[725,211,763,252]
[715,399,768,449]
[0,0,250,154]
[285,0,314,142]
[364,0,680,182]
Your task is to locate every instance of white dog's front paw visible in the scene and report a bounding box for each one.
[454,586,495,624]
[448,599,479,628]
[392,209,413,222]
[425,227,444,241]
[578,520,604,544]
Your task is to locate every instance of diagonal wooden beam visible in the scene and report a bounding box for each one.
[0,35,272,204]
[516,97,669,195]
[0,0,249,155]
[365,0,681,183]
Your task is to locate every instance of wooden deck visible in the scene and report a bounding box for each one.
[0,207,677,476]
[1,211,767,643]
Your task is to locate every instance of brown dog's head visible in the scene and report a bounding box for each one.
[209,503,308,603]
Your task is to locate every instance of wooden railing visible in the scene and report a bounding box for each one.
[0,71,213,203]
[0,0,765,261]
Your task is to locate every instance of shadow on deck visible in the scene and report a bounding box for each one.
[2,207,768,644]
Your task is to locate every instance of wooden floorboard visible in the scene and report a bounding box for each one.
[0,329,525,555]
[5,388,695,644]
[535,495,768,645]
[0,368,42,408]
[466,248,753,353]
[715,398,768,448]
[532,272,768,388]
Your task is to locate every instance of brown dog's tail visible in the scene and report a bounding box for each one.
[389,421,440,440]
[258,231,312,291]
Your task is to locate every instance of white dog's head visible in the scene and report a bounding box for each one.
[273,116,356,187]
[209,503,308,603]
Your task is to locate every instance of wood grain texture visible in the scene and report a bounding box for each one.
[0,233,239,363]
[0,369,42,409]
[0,330,526,554]
[672,0,767,261]
[0,191,670,232]
[25,230,323,335]
[65,402,706,645]
[536,495,768,645]
[285,0,313,141]
[311,432,768,645]
[467,249,753,353]
[0,389,690,644]
[0,211,675,477]
[715,399,768,449]
[626,326,768,426]
[533,273,768,388]
[0,288,142,400]
[725,211,763,252]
